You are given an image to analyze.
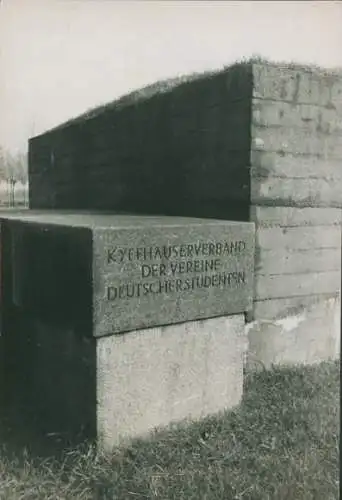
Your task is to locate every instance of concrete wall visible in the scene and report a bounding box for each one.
[29,64,253,221]
[248,64,341,367]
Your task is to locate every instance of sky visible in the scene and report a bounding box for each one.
[0,0,341,154]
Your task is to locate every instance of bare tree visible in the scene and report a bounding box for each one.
[0,148,28,206]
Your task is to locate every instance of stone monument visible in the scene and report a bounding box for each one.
[4,59,338,451]
[0,210,254,450]
[27,60,341,368]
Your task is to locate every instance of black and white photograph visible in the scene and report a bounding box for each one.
[0,1,340,498]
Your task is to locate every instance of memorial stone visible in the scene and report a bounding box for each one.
[1,212,254,335]
[0,210,254,448]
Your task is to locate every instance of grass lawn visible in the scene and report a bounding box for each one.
[0,360,339,499]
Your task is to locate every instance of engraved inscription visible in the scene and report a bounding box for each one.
[107,240,246,264]
[105,239,248,301]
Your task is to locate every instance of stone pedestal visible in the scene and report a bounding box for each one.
[97,314,246,450]
[0,211,254,448]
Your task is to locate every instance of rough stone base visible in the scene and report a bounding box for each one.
[97,314,246,451]
[246,295,340,370]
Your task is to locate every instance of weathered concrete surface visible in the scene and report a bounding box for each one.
[250,151,342,182]
[254,270,340,301]
[255,225,341,250]
[252,99,342,133]
[246,294,340,369]
[252,63,342,108]
[255,248,340,275]
[250,206,342,227]
[252,292,339,319]
[96,314,246,451]
[251,126,342,159]
[251,176,342,208]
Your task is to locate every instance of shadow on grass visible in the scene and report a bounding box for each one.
[0,405,94,464]
[0,360,339,499]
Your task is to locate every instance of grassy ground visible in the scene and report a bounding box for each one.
[0,360,339,499]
